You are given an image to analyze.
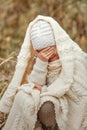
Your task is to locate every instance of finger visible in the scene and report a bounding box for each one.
[41,47,55,54]
[41,47,54,53]
[46,47,57,56]
[47,49,56,56]
[40,48,55,56]
[40,46,52,53]
[49,53,55,59]
[43,49,54,56]
[46,53,55,60]
[41,52,54,61]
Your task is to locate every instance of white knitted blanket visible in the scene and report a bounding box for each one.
[0,15,87,130]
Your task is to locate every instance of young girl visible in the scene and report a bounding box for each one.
[0,15,87,130]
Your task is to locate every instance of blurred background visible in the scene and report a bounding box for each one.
[0,0,87,97]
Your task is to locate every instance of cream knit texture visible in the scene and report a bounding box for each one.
[28,57,48,86]
[30,20,55,50]
[0,15,87,130]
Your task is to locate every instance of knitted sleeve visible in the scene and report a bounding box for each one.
[28,57,48,86]
[40,48,74,98]
[40,49,87,99]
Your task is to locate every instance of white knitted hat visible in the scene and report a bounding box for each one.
[30,20,55,50]
[0,15,84,116]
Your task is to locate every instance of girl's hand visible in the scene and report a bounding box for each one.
[34,82,42,92]
[34,46,56,62]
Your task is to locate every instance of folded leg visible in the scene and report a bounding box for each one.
[38,101,59,130]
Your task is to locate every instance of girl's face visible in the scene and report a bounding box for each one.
[46,45,58,61]
[34,45,59,62]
